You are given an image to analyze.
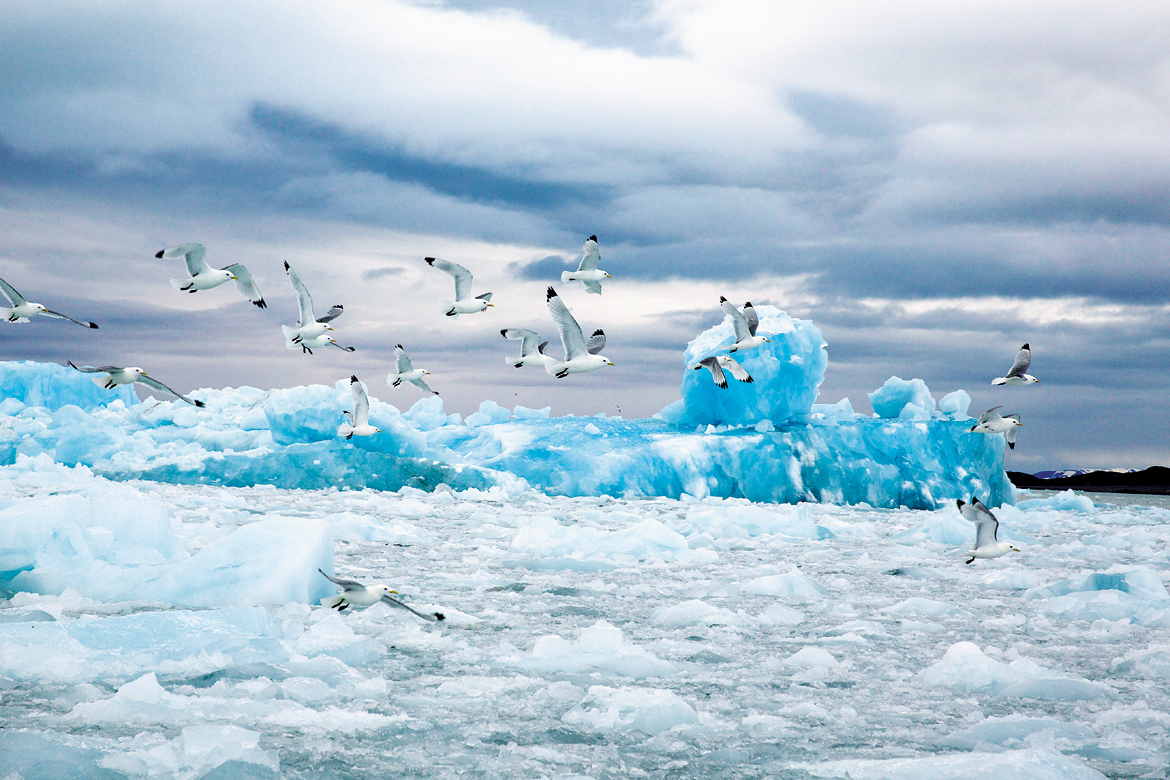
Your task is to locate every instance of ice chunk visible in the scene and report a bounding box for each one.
[466,400,511,427]
[938,715,1095,750]
[507,515,715,570]
[741,568,828,597]
[652,599,742,627]
[507,620,677,678]
[1027,569,1169,602]
[938,389,972,418]
[882,597,968,618]
[1111,643,1170,679]
[868,377,936,419]
[807,747,1109,779]
[512,404,551,420]
[670,305,827,427]
[0,360,138,411]
[918,642,1112,700]
[781,646,839,669]
[1017,490,1096,513]
[561,685,698,733]
[685,504,828,539]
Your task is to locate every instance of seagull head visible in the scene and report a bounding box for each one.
[33,304,47,313]
[230,273,239,280]
[604,272,613,278]
[424,370,432,375]
[370,584,398,597]
[1010,545,1021,552]
[1012,419,1023,427]
[325,324,335,331]
[763,337,772,344]
[605,358,616,367]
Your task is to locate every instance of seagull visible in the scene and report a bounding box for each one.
[282,261,344,349]
[338,375,381,439]
[67,361,204,406]
[692,355,754,389]
[560,235,612,294]
[543,286,615,378]
[720,297,770,353]
[992,343,1038,385]
[388,345,438,395]
[425,257,493,316]
[295,333,356,355]
[969,406,1022,450]
[156,243,266,308]
[501,329,549,368]
[957,498,1020,564]
[318,569,444,621]
[0,277,98,329]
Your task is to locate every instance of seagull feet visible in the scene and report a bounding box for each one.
[392,379,401,387]
[556,370,569,378]
[965,557,975,565]
[302,346,314,355]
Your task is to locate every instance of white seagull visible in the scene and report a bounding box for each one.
[543,286,615,378]
[156,243,266,308]
[969,406,1022,450]
[957,498,1020,564]
[67,362,204,406]
[992,343,1039,386]
[425,257,493,316]
[561,235,612,294]
[388,345,438,395]
[318,569,444,621]
[720,297,770,353]
[338,375,381,439]
[0,276,98,329]
[501,328,549,368]
[282,261,344,350]
[692,354,754,389]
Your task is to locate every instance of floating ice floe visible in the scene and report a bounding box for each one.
[806,746,1109,780]
[918,642,1113,700]
[505,620,676,678]
[561,685,699,734]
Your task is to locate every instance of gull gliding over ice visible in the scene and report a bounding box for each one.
[544,286,614,378]
[282,261,344,350]
[388,345,438,395]
[969,406,1023,450]
[67,362,204,406]
[425,257,493,316]
[0,276,98,328]
[992,343,1039,385]
[720,297,769,353]
[957,498,1020,564]
[501,329,549,368]
[692,354,754,389]
[561,235,611,295]
[338,375,381,439]
[319,569,444,621]
[156,243,266,308]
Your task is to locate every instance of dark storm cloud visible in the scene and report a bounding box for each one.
[508,255,573,281]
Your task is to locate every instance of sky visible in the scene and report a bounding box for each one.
[1,0,1168,471]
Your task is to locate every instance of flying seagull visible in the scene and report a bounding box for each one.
[318,569,444,621]
[295,332,355,355]
[338,375,381,439]
[692,354,754,389]
[67,361,204,406]
[501,328,549,368]
[388,345,438,395]
[157,243,266,308]
[720,297,770,353]
[992,343,1038,386]
[425,257,493,316]
[561,235,611,294]
[956,498,1020,564]
[544,286,615,378]
[969,406,1022,450]
[282,261,344,350]
[0,276,98,329]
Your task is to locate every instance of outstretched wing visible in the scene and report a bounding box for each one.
[502,328,540,356]
[41,309,98,329]
[577,235,600,272]
[318,305,344,324]
[720,355,753,383]
[68,361,121,373]
[586,329,606,355]
[743,302,759,337]
[394,344,414,374]
[349,375,370,426]
[380,593,444,621]
[582,280,602,295]
[425,257,472,302]
[409,376,438,396]
[284,261,315,326]
[695,356,727,388]
[158,244,211,277]
[0,276,27,307]
[136,375,204,407]
[719,296,750,342]
[977,405,1003,425]
[1006,426,1018,449]
[318,568,365,590]
[970,498,1000,547]
[547,287,587,360]
[1006,343,1031,378]
[223,264,266,309]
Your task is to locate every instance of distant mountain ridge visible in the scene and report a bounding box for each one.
[1010,466,1170,495]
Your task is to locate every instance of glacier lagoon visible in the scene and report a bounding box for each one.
[2,310,1166,779]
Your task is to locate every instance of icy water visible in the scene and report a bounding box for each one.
[2,469,1168,779]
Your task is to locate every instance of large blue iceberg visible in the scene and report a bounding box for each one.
[0,307,1013,510]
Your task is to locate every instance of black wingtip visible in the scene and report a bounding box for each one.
[154,250,164,258]
[254,299,267,309]
[588,235,597,242]
[500,330,508,338]
[956,499,966,509]
[350,374,359,383]
[1021,343,1030,349]
[425,257,436,265]
[546,286,557,300]
[744,301,753,307]
[719,295,728,303]
[396,343,404,350]
[591,329,604,336]
[435,613,445,621]
[193,399,206,408]
[88,322,99,329]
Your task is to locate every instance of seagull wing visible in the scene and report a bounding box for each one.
[502,328,540,356]
[577,237,600,272]
[136,375,204,406]
[586,329,606,355]
[317,305,344,324]
[720,355,753,383]
[284,261,315,326]
[223,264,266,309]
[1006,344,1031,378]
[349,375,369,426]
[158,244,211,277]
[720,297,750,342]
[68,361,121,373]
[380,593,443,621]
[696,356,727,388]
[319,568,365,590]
[743,302,760,337]
[409,376,438,395]
[978,406,1003,425]
[0,276,27,307]
[1006,425,1018,449]
[547,287,587,360]
[426,257,472,302]
[40,309,98,329]
[582,280,602,295]
[969,498,1001,548]
[394,344,414,374]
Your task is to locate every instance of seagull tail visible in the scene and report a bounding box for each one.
[439,299,457,318]
[337,423,355,439]
[169,278,191,292]
[991,377,1008,385]
[543,356,560,376]
[560,271,573,283]
[280,325,300,349]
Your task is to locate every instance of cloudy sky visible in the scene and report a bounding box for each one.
[2,0,1168,471]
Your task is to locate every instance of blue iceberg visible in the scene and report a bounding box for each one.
[0,307,1012,509]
